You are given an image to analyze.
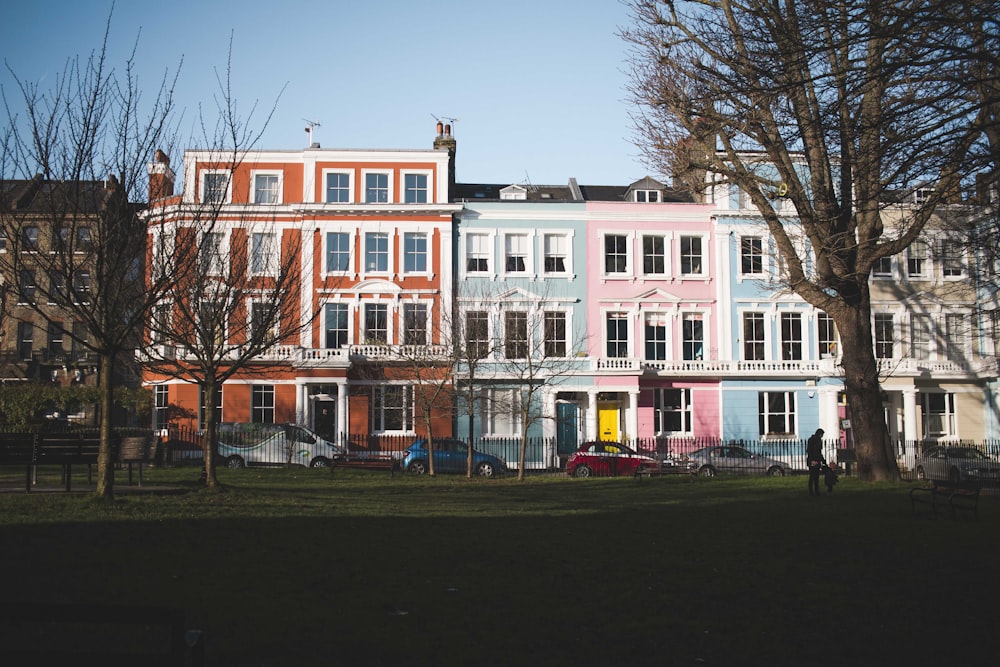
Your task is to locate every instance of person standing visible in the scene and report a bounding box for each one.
[807,428,826,496]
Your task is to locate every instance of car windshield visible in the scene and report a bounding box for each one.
[950,448,986,460]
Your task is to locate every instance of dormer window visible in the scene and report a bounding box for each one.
[634,189,661,203]
[500,184,527,201]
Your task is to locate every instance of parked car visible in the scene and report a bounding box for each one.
[402,438,507,477]
[566,441,656,478]
[915,446,1000,483]
[684,444,789,477]
[217,423,344,468]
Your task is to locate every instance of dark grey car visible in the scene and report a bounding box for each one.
[685,445,789,477]
[915,446,1000,483]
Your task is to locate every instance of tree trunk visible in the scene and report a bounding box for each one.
[202,379,220,489]
[834,300,900,482]
[95,353,115,499]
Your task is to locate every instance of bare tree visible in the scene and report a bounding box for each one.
[141,48,295,489]
[0,14,179,498]
[623,0,999,481]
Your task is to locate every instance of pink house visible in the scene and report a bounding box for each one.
[585,191,720,446]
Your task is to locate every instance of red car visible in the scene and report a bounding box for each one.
[566,441,656,478]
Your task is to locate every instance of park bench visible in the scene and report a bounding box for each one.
[0,602,204,666]
[910,479,981,520]
[117,435,157,486]
[35,432,101,491]
[0,432,38,492]
[634,461,697,480]
[332,453,401,475]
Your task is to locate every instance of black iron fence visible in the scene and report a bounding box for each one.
[26,424,998,481]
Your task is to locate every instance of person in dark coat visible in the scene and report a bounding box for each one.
[806,428,825,496]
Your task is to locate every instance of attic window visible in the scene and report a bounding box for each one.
[634,190,661,203]
[500,184,527,201]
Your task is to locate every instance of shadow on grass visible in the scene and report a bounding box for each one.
[0,471,996,666]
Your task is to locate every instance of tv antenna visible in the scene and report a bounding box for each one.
[303,118,321,146]
[431,113,459,128]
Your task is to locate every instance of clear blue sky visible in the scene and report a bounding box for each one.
[1,0,654,187]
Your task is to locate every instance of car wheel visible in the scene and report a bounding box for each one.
[949,467,961,484]
[572,464,593,478]
[226,455,246,469]
[476,461,496,478]
[766,466,785,477]
[698,465,716,477]
[408,460,428,475]
[309,457,331,468]
[916,466,926,480]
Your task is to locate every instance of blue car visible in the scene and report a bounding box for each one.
[402,438,507,477]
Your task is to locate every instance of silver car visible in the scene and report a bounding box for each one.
[685,445,790,477]
[915,446,1000,483]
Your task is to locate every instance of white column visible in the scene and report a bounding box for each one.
[587,390,598,441]
[818,387,840,439]
[296,384,308,426]
[627,390,640,444]
[337,380,349,443]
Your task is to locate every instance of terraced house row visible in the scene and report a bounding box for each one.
[138,125,1000,469]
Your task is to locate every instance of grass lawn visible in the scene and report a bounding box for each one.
[0,467,996,666]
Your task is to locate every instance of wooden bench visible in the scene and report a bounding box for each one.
[35,433,101,491]
[0,432,38,492]
[332,453,401,475]
[634,461,698,480]
[910,479,981,520]
[118,435,157,486]
[0,602,204,666]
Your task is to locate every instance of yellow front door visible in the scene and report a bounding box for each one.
[598,402,620,442]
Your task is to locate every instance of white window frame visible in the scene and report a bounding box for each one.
[401,170,432,204]
[817,312,838,358]
[910,314,932,360]
[371,384,414,434]
[939,239,966,280]
[200,231,228,277]
[362,301,391,345]
[323,301,351,348]
[872,255,894,279]
[739,235,765,277]
[543,232,572,276]
[945,313,970,361]
[644,312,670,361]
[464,308,492,359]
[653,387,693,436]
[402,231,431,275]
[479,387,522,437]
[362,170,393,204]
[251,385,275,424]
[921,392,956,439]
[602,232,632,277]
[759,391,797,437]
[542,309,569,358]
[251,170,282,205]
[324,230,355,276]
[201,169,232,204]
[464,232,493,275]
[401,301,430,346]
[742,311,768,361]
[322,169,354,204]
[681,312,705,361]
[248,299,279,346]
[502,232,532,276]
[642,235,667,276]
[874,312,896,359]
[779,312,803,361]
[678,234,708,278]
[907,241,928,278]
[605,311,631,358]
[249,230,279,276]
[363,231,393,276]
[503,310,529,359]
[633,189,661,203]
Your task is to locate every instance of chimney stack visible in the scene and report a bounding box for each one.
[433,123,457,199]
[147,149,175,201]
